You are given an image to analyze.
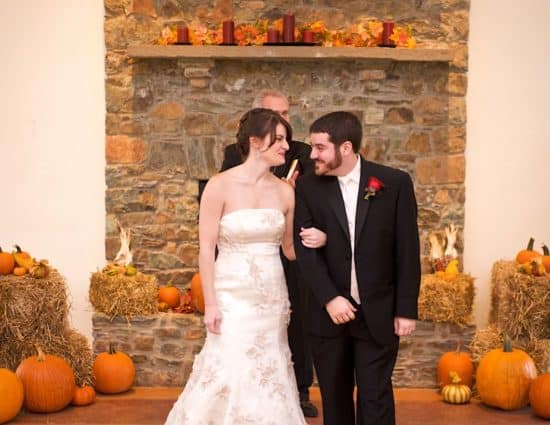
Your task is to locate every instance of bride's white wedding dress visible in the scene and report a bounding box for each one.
[165,208,307,425]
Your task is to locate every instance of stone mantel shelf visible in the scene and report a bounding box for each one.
[127,45,452,62]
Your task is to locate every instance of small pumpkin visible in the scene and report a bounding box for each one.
[476,334,537,410]
[16,347,76,413]
[158,284,181,309]
[0,247,15,275]
[529,373,550,419]
[93,343,135,394]
[0,368,24,424]
[12,245,34,270]
[72,385,96,406]
[516,237,541,264]
[190,272,205,314]
[541,244,550,273]
[13,266,26,276]
[437,343,474,389]
[441,371,471,404]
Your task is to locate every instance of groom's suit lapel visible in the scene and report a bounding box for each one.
[355,157,371,247]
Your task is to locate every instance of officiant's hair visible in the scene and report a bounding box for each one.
[252,89,288,108]
[236,108,292,159]
[309,111,362,153]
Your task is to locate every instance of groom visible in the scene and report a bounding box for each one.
[294,111,421,425]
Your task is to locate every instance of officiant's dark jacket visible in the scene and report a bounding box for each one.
[294,157,421,346]
[220,140,314,178]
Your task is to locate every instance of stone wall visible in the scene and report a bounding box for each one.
[93,313,474,388]
[101,0,471,388]
[93,312,205,386]
[393,321,476,388]
[105,0,470,283]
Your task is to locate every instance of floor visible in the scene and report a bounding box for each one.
[12,387,545,425]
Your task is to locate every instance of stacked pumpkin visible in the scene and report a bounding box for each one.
[437,344,474,404]
[158,272,205,314]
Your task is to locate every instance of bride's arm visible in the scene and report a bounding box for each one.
[198,176,224,334]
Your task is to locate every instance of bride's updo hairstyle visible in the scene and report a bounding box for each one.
[236,108,292,159]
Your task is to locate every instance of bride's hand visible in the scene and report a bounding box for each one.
[204,304,222,334]
[300,227,327,248]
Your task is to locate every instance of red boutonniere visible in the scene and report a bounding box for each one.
[364,176,384,200]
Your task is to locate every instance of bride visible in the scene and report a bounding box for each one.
[165,108,325,425]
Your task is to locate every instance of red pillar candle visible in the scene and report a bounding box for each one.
[282,13,295,43]
[177,26,189,44]
[222,20,235,44]
[382,21,395,46]
[267,28,280,43]
[302,29,314,43]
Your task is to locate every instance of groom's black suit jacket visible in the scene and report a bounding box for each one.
[294,157,421,346]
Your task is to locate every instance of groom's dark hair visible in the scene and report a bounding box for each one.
[309,111,362,153]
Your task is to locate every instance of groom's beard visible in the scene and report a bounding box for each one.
[314,149,342,176]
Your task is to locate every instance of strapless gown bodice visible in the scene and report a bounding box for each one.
[165,208,306,425]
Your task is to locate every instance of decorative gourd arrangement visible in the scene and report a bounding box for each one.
[0,245,51,278]
[529,373,550,419]
[93,343,135,394]
[437,344,474,389]
[441,371,471,404]
[15,347,76,413]
[515,237,547,276]
[157,273,205,314]
[0,368,24,424]
[476,334,538,410]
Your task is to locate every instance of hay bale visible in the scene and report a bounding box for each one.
[469,326,549,374]
[0,329,94,386]
[489,260,550,340]
[417,273,475,327]
[89,271,158,319]
[0,270,68,342]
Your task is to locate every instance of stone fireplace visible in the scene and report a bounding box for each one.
[97,0,471,387]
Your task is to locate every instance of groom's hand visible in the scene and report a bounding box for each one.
[326,296,357,324]
[394,316,416,336]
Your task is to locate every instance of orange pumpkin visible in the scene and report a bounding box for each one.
[0,247,15,275]
[93,343,135,394]
[72,385,96,406]
[437,344,474,389]
[541,244,550,273]
[529,373,550,419]
[0,368,24,424]
[16,347,76,413]
[158,284,181,308]
[190,272,205,314]
[516,237,541,264]
[476,334,537,410]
